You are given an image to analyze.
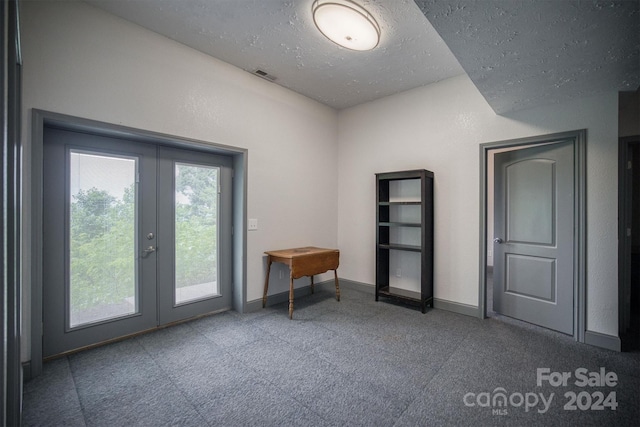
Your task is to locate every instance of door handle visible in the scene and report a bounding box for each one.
[493,238,504,244]
[142,246,156,257]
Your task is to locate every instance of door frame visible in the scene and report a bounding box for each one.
[2,0,23,424]
[479,129,586,343]
[29,109,248,377]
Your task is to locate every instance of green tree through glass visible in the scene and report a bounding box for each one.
[175,164,218,296]
[70,187,135,313]
[70,164,219,315]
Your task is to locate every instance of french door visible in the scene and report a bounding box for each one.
[42,127,232,357]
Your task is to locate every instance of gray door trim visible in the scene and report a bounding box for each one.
[30,109,248,377]
[479,129,586,343]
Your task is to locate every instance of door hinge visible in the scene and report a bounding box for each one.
[628,160,632,170]
[136,173,140,183]
[628,228,632,237]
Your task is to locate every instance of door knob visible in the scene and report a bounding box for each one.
[142,246,156,257]
[493,238,504,244]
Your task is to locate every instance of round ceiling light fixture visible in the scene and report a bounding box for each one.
[312,0,381,51]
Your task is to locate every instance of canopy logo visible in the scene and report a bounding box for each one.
[463,388,554,415]
[462,367,618,416]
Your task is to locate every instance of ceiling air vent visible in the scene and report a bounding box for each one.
[253,69,277,82]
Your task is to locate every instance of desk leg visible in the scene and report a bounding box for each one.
[334,270,340,301]
[263,257,272,308]
[310,275,314,294]
[288,273,294,320]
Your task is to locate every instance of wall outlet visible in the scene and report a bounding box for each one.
[248,218,258,231]
[395,268,402,278]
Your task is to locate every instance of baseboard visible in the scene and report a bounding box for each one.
[245,279,373,313]
[339,281,480,318]
[584,330,621,352]
[245,279,480,319]
[433,298,480,318]
[329,279,374,294]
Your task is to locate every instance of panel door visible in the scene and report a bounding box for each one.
[493,141,574,335]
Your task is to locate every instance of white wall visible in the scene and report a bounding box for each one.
[337,75,619,337]
[20,1,338,361]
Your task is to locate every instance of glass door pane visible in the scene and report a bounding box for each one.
[68,150,138,328]
[174,163,220,304]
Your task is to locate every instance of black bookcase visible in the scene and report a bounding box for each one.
[375,169,434,312]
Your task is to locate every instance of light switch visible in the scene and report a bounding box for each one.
[248,218,258,231]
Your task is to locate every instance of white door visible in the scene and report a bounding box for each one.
[493,141,574,335]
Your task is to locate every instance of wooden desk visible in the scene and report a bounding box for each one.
[263,247,340,319]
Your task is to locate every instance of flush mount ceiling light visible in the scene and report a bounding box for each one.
[312,0,381,51]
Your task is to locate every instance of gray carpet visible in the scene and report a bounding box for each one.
[23,286,640,426]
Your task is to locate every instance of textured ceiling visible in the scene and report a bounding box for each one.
[85,0,466,110]
[416,0,640,114]
[85,0,639,113]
